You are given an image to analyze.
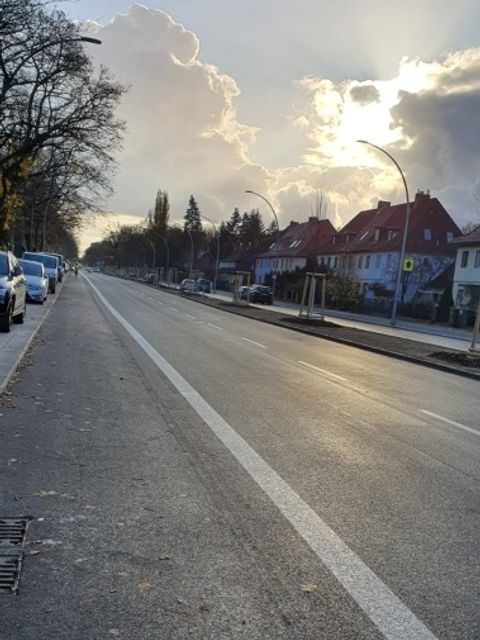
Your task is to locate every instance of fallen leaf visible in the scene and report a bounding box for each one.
[107,629,120,637]
[300,583,318,593]
[41,539,63,546]
[73,558,88,565]
[158,555,170,561]
[136,581,154,593]
[29,550,41,556]
[83,504,96,510]
[36,490,58,497]
[8,458,17,465]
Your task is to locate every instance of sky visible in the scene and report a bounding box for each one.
[60,1,480,251]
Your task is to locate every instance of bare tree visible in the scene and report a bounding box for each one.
[0,0,126,240]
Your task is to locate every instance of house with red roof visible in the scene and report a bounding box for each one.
[255,217,336,284]
[317,191,462,303]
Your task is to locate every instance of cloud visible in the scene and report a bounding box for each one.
[350,85,380,105]
[81,5,480,252]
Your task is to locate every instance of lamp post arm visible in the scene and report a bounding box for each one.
[357,140,411,326]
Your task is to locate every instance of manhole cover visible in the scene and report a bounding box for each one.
[0,519,29,548]
[0,556,22,593]
[0,518,31,594]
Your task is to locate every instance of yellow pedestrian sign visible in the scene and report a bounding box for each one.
[403,256,414,272]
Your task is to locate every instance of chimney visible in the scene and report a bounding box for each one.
[377,200,390,211]
[415,189,431,205]
[308,216,319,223]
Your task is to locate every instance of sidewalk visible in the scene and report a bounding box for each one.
[0,283,63,394]
[209,291,472,352]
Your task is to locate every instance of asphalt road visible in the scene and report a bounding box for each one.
[1,273,479,639]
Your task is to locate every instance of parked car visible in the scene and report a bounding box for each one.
[0,251,27,332]
[197,278,212,293]
[249,284,274,304]
[179,278,197,293]
[22,252,59,293]
[44,252,64,282]
[19,259,48,303]
[239,286,251,300]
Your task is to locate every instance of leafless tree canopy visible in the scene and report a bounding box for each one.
[0,0,126,247]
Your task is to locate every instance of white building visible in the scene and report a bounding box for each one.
[451,227,480,310]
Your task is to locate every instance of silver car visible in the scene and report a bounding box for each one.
[19,259,48,303]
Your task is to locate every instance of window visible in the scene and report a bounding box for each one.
[387,230,393,240]
[365,255,371,269]
[359,231,369,241]
[423,228,432,241]
[334,256,338,268]
[376,255,381,268]
[358,255,363,269]
[461,250,469,268]
[326,256,331,266]
[475,250,480,268]
[374,229,380,242]
[446,231,454,242]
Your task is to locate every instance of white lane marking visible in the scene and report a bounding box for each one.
[241,337,267,349]
[207,322,224,331]
[157,301,165,306]
[298,360,347,382]
[85,275,438,640]
[419,410,480,437]
[168,306,179,312]
[185,313,198,320]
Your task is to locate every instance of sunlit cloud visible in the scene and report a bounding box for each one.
[78,5,480,251]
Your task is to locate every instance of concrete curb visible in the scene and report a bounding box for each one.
[110,274,480,382]
[0,281,64,396]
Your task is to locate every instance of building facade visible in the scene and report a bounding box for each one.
[451,227,480,310]
[317,192,462,303]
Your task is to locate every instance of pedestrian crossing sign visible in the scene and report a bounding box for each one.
[403,256,414,272]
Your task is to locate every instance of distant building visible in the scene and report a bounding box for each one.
[255,217,335,284]
[317,192,462,303]
[451,226,480,311]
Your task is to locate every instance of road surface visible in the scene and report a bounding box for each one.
[1,273,479,639]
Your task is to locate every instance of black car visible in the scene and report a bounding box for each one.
[0,251,27,331]
[249,284,273,304]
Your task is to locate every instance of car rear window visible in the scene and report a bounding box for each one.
[0,254,8,276]
[19,260,42,276]
[23,253,58,269]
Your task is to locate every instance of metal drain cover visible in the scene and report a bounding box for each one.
[0,518,30,593]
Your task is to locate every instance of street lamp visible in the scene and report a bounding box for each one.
[357,140,411,327]
[200,214,220,292]
[245,190,280,299]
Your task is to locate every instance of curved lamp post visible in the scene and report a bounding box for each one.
[245,190,280,299]
[200,214,220,292]
[357,140,411,327]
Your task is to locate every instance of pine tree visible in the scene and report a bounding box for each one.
[184,195,202,232]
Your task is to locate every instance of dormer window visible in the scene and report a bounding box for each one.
[446,231,454,242]
[359,231,369,241]
[374,229,380,242]
[423,228,432,241]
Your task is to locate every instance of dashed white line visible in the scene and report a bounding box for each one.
[298,360,347,382]
[157,301,165,306]
[185,313,198,320]
[241,337,267,349]
[84,275,439,640]
[419,410,480,437]
[207,322,224,331]
[168,306,179,312]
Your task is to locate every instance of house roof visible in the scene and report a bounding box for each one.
[257,217,336,259]
[450,225,480,247]
[318,192,462,256]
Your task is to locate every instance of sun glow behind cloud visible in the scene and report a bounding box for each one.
[78,5,480,252]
